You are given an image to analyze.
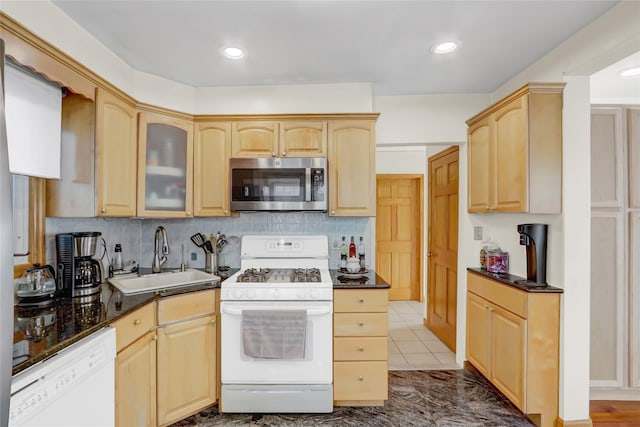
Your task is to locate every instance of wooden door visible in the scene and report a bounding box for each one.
[157,315,216,426]
[280,121,327,157]
[427,146,459,352]
[115,331,157,427]
[328,120,376,217]
[194,121,231,216]
[375,175,422,300]
[231,121,279,157]
[95,88,137,217]
[494,95,528,212]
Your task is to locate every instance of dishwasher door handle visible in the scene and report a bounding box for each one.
[221,307,332,316]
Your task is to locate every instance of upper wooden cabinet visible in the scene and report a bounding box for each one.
[96,88,138,216]
[328,119,377,217]
[231,120,327,158]
[137,111,194,218]
[466,83,565,213]
[194,121,231,216]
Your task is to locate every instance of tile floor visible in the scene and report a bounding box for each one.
[388,300,460,370]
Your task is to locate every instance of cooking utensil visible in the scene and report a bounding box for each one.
[190,233,205,248]
[204,240,214,254]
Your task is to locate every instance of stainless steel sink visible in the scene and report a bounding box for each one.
[108,269,219,295]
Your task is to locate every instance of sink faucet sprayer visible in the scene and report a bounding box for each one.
[152,226,169,273]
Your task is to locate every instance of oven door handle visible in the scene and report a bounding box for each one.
[221,307,332,316]
[305,167,312,202]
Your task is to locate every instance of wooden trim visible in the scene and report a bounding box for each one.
[556,418,593,427]
[195,113,381,122]
[466,83,566,126]
[13,177,46,278]
[333,400,384,407]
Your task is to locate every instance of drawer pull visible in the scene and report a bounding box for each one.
[358,346,364,352]
[134,319,141,325]
[358,321,365,327]
[359,299,364,303]
[358,376,364,382]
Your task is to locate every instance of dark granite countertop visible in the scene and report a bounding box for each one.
[330,269,390,289]
[12,269,223,376]
[467,267,563,293]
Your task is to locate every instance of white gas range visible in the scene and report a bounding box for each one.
[220,235,333,413]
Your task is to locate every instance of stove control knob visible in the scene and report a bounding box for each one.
[310,289,319,299]
[297,289,308,299]
[272,288,280,299]
[233,289,243,299]
[247,289,256,299]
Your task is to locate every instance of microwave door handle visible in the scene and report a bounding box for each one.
[305,168,312,201]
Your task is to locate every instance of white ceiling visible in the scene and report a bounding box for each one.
[50,0,625,96]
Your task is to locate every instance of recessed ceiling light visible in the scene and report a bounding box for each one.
[222,47,246,59]
[431,41,458,54]
[620,67,640,77]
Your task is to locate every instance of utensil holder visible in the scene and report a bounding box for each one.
[205,252,218,274]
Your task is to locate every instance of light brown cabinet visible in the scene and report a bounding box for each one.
[231,120,327,158]
[280,121,327,157]
[466,83,565,213]
[111,303,157,427]
[96,88,138,217]
[231,121,279,158]
[328,119,377,217]
[137,111,194,218]
[466,272,560,427]
[194,121,231,216]
[333,289,388,406]
[156,290,217,426]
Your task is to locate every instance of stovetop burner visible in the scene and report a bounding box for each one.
[236,268,323,283]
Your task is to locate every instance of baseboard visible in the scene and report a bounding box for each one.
[556,417,593,427]
[590,388,640,401]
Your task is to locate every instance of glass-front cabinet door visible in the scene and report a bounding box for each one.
[137,112,194,217]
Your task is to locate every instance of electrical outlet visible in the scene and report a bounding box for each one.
[332,238,339,249]
[191,252,197,261]
[473,226,483,241]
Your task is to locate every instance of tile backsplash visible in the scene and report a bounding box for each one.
[46,213,374,272]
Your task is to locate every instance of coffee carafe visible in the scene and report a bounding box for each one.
[516,223,548,285]
[56,232,103,297]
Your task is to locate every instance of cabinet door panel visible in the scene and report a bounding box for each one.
[194,122,231,216]
[280,121,327,157]
[115,331,156,427]
[466,293,490,376]
[157,315,216,426]
[232,121,279,157]
[467,119,491,212]
[328,120,376,216]
[491,305,526,410]
[493,96,527,212]
[96,89,137,216]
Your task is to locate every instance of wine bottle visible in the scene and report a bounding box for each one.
[349,236,356,258]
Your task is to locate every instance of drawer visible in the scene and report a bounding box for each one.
[334,361,388,401]
[334,337,388,361]
[334,289,388,313]
[467,272,527,318]
[158,289,216,325]
[111,302,156,352]
[334,313,388,337]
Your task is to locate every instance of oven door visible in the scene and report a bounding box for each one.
[220,300,332,384]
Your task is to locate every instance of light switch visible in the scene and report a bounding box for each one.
[473,226,483,240]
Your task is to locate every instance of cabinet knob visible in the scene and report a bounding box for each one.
[186,211,191,217]
[330,210,335,215]
[134,319,141,325]
[281,151,286,157]
[358,376,364,382]
[101,208,107,213]
[152,335,157,341]
[358,321,365,327]
[211,319,216,325]
[359,299,365,303]
[224,210,229,215]
[272,152,276,157]
[489,307,494,312]
[358,346,364,352]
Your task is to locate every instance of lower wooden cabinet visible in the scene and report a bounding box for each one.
[156,290,217,427]
[333,289,388,405]
[466,272,560,427]
[115,330,157,427]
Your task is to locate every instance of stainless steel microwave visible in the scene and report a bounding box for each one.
[230,157,327,211]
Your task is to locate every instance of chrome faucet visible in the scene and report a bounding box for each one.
[152,226,169,273]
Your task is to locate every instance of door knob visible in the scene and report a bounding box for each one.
[427,252,434,257]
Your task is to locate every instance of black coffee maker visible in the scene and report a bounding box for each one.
[516,223,548,286]
[56,232,102,297]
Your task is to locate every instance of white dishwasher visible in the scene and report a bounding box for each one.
[9,327,116,427]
